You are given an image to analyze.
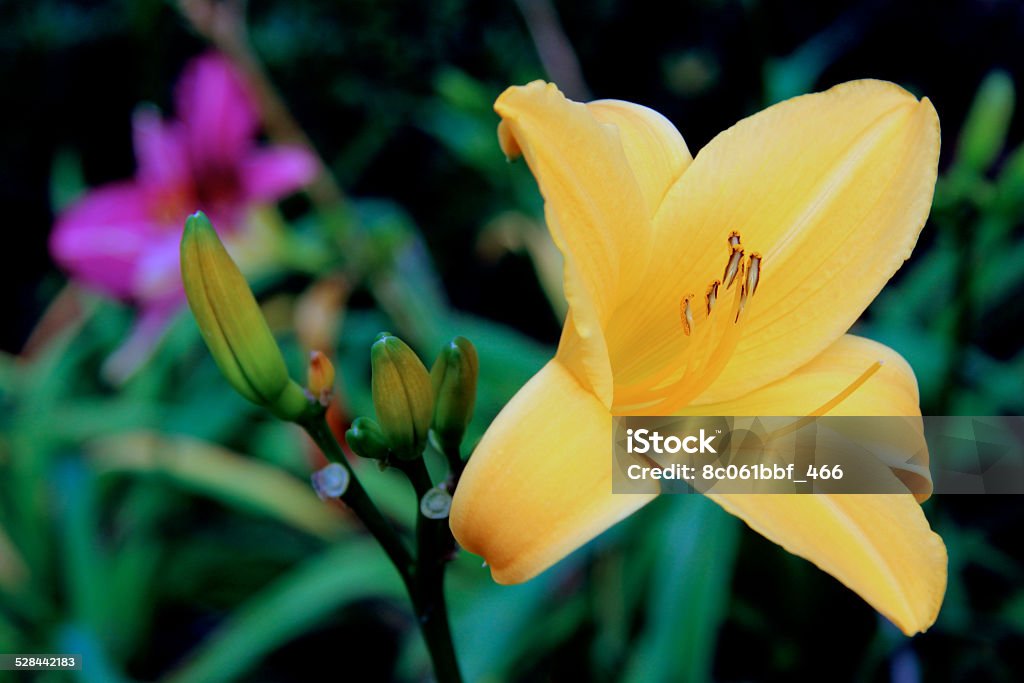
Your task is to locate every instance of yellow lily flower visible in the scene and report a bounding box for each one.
[449,80,947,635]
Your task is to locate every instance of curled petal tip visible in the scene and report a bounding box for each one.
[497,120,521,161]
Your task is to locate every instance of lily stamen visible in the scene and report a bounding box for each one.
[723,245,744,288]
[705,280,720,314]
[735,281,748,323]
[735,252,765,323]
[680,295,695,336]
[747,253,762,296]
[624,259,752,412]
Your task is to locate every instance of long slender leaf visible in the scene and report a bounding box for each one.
[86,432,347,541]
[56,460,110,641]
[621,496,740,683]
[162,541,404,683]
[0,522,28,591]
[448,556,580,682]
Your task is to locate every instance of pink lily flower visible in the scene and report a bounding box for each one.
[49,52,317,378]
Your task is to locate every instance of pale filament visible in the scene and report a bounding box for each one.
[762,361,885,443]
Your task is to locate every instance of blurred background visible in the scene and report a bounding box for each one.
[2,0,1024,681]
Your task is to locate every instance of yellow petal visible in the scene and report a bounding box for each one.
[607,80,939,407]
[586,99,693,216]
[685,334,931,496]
[683,335,946,635]
[683,334,922,415]
[449,360,656,583]
[709,494,945,635]
[496,82,691,404]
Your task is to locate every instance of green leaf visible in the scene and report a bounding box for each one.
[762,13,863,104]
[49,148,86,213]
[621,496,740,683]
[162,541,405,683]
[994,141,1024,214]
[55,460,111,645]
[58,624,131,683]
[955,70,1015,177]
[0,522,27,592]
[86,432,347,541]
[447,559,583,681]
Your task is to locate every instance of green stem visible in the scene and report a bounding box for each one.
[397,458,463,683]
[302,417,414,590]
[304,416,462,682]
[937,206,977,413]
[438,440,465,490]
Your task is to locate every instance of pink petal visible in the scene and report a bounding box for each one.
[133,105,191,190]
[240,145,318,202]
[102,303,180,384]
[50,182,158,299]
[175,52,260,170]
[133,233,186,307]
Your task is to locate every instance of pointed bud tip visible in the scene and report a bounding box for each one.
[182,211,222,255]
[184,210,213,232]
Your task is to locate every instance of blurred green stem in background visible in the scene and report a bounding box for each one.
[178,0,346,210]
[932,70,1015,412]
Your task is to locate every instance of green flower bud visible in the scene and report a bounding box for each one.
[430,336,479,452]
[957,70,1015,176]
[180,212,309,420]
[345,416,391,461]
[370,333,433,460]
[307,350,335,406]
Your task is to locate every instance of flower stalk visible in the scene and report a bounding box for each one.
[182,213,464,681]
[301,412,463,682]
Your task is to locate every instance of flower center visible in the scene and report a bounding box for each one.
[615,231,764,414]
[194,163,243,214]
[681,231,762,335]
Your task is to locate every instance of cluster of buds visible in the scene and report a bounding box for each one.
[346,333,479,469]
[180,211,478,519]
